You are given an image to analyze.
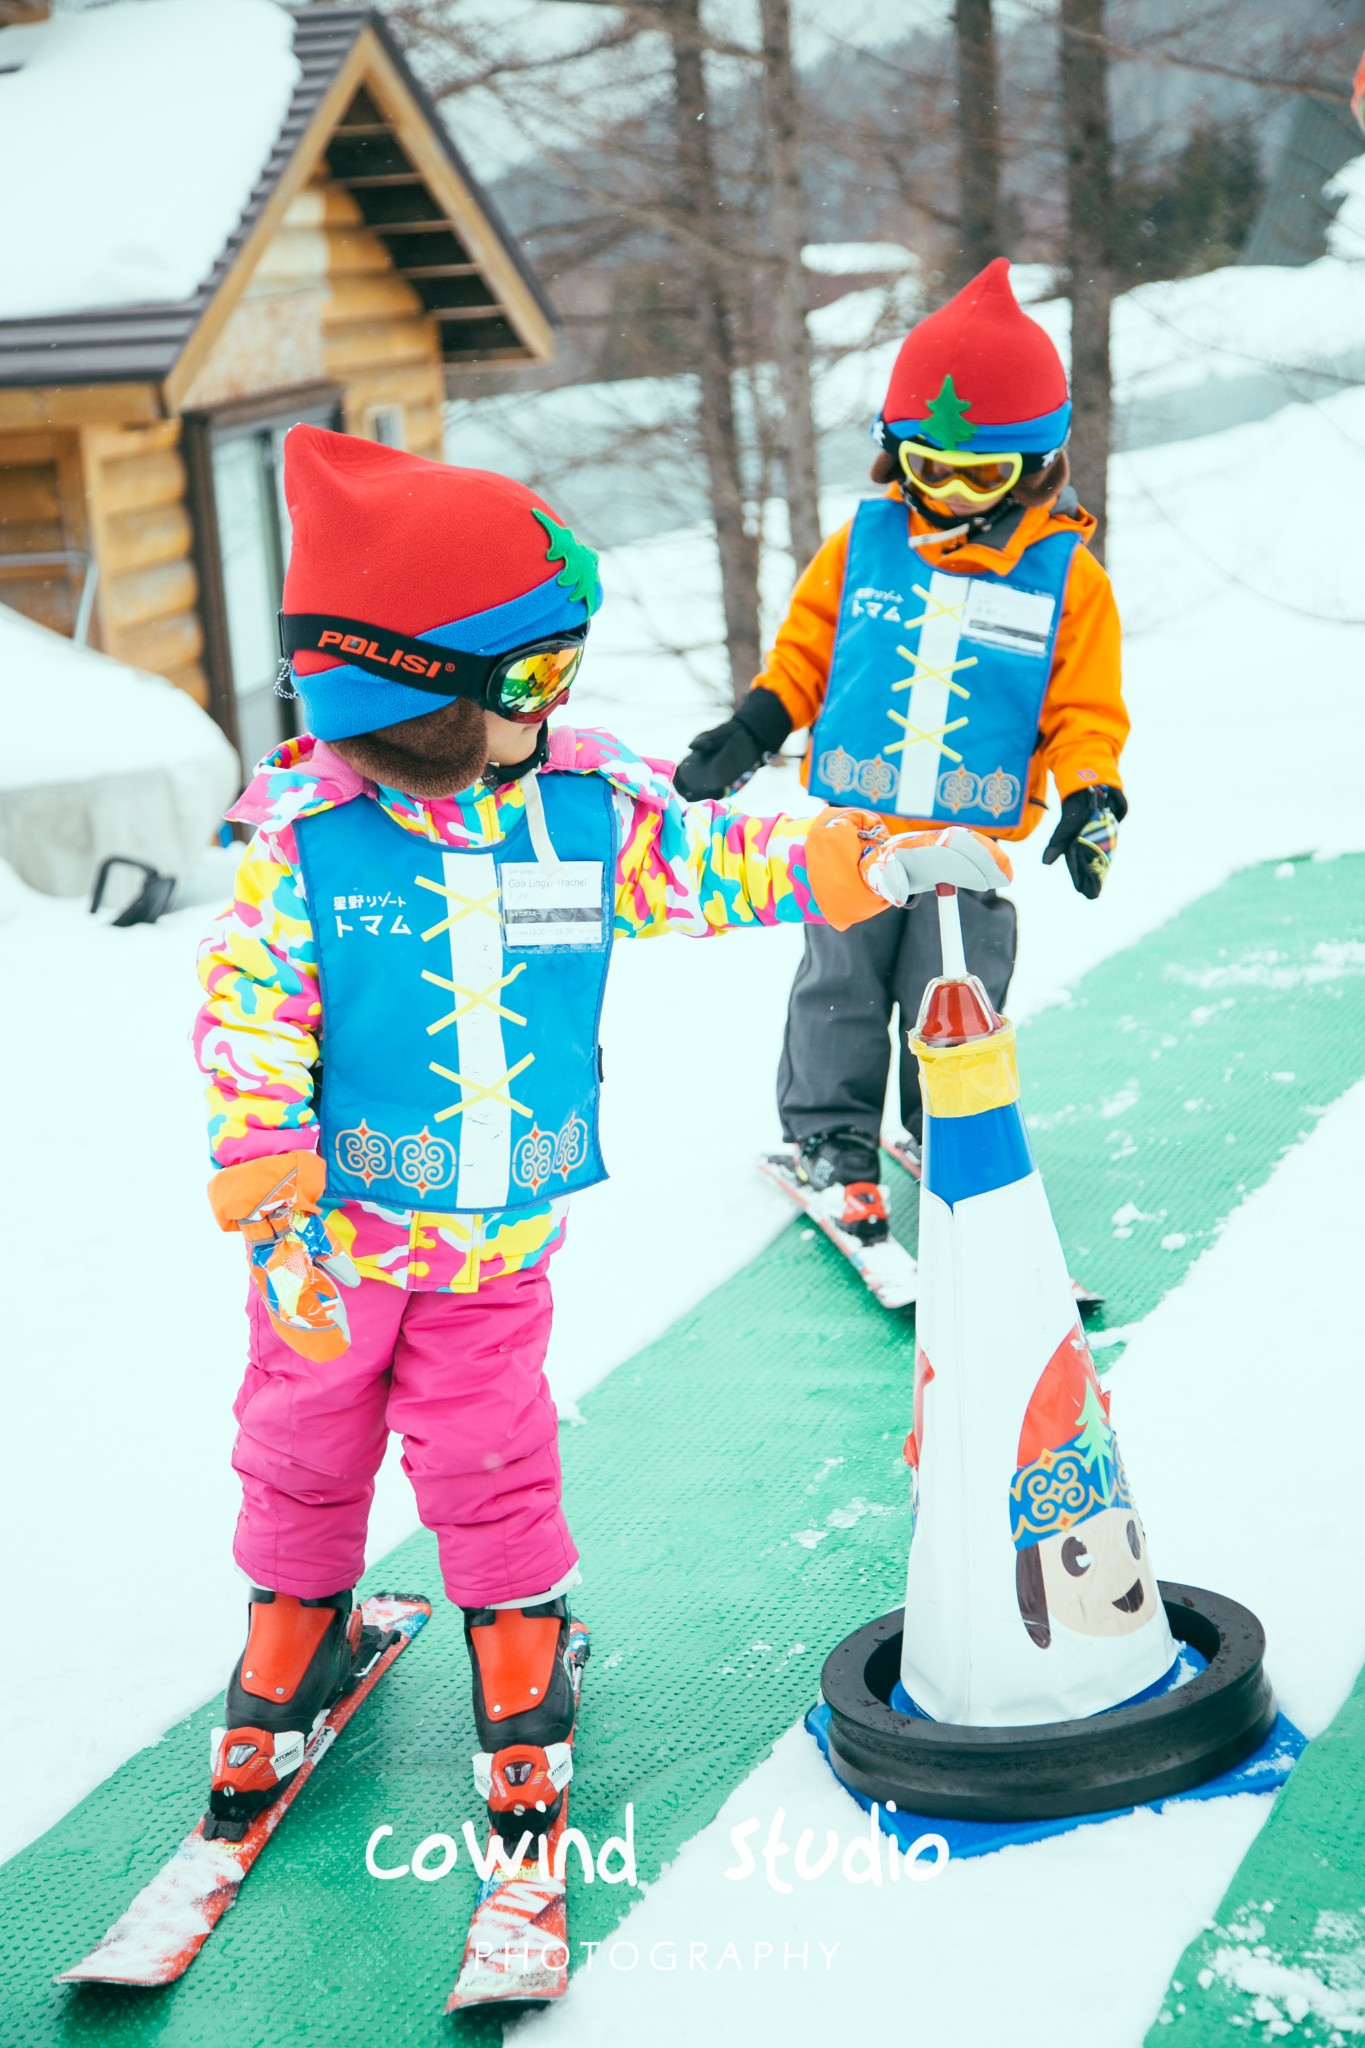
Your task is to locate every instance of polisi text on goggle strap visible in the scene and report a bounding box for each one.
[314,629,457,680]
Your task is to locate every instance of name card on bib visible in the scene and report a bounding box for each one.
[963,580,1057,658]
[501,861,606,948]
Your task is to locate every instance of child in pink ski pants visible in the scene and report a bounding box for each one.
[233,1266,563,1609]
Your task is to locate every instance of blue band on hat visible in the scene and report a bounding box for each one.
[882,398,1072,455]
[295,574,595,742]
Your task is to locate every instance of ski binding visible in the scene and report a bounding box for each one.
[758,1153,918,1308]
[447,1620,590,2011]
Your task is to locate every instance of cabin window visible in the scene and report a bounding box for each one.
[184,386,341,776]
[367,404,405,449]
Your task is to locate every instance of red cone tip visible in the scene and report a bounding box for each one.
[918,977,1003,1047]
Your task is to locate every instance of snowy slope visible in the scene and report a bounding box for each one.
[0,0,299,320]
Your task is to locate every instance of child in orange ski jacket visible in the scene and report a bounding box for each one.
[676,259,1129,1227]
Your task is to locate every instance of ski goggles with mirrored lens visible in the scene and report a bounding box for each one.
[897,440,1025,504]
[496,637,587,720]
[279,613,588,722]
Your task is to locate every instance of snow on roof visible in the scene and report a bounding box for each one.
[0,0,300,322]
[802,242,918,275]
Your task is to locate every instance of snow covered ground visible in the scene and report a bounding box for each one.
[3,250,1365,2043]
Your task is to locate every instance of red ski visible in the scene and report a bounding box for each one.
[56,1592,430,1989]
[447,1620,590,2010]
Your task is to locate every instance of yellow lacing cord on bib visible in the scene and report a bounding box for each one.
[428,1052,536,1125]
[904,582,967,631]
[886,639,976,763]
[890,644,977,699]
[421,962,529,1035]
[414,872,501,942]
[414,870,534,1128]
[885,709,971,762]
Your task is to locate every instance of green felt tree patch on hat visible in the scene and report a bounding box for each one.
[923,372,976,450]
[533,507,602,612]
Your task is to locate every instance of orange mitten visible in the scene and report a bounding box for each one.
[806,813,1014,930]
[804,807,895,931]
[210,1152,358,1363]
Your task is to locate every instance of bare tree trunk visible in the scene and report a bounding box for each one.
[759,0,823,573]
[1060,0,1114,560]
[953,0,1003,287]
[668,0,762,702]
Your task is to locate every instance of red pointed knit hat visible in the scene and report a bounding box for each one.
[281,426,601,741]
[878,258,1070,455]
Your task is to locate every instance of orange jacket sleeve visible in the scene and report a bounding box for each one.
[753,521,849,730]
[1038,544,1128,801]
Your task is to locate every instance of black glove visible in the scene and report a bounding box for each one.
[673,686,794,802]
[1042,785,1127,900]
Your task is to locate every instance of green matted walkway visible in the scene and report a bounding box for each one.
[3,855,1364,2047]
[1147,1661,1365,2043]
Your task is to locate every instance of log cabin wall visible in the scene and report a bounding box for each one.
[318,179,445,458]
[178,170,446,459]
[78,419,207,703]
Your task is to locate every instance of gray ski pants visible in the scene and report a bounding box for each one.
[776,889,1018,1145]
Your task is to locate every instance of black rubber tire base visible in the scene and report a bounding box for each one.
[820,1582,1276,1822]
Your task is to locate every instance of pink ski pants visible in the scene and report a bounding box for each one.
[230,1264,577,1609]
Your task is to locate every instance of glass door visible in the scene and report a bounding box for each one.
[195,393,341,776]
[212,430,287,773]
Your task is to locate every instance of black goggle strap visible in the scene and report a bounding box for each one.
[278,611,488,700]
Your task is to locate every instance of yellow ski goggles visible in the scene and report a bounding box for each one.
[898,440,1024,505]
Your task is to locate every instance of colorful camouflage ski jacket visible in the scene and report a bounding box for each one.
[195,725,820,1294]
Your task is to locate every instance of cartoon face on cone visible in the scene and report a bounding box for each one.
[1034,1503,1158,1640]
[1010,1327,1160,1651]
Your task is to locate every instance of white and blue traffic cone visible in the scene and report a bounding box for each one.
[817,859,1277,1822]
[902,881,1175,1724]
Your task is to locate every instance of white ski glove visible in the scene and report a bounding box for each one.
[864,825,1013,906]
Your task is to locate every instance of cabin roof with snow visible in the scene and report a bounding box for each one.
[0,0,554,395]
[0,0,555,775]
